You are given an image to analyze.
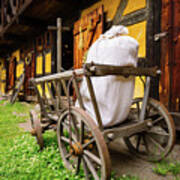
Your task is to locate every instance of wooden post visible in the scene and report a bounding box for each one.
[57,18,62,96]
[57,17,62,73]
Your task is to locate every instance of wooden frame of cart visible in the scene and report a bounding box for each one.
[30,63,176,180]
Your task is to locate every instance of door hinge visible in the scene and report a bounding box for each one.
[154,32,168,41]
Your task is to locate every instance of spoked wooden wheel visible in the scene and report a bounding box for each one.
[30,110,44,150]
[124,98,176,162]
[57,107,111,180]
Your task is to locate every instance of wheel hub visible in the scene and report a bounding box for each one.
[71,142,83,156]
[30,128,37,136]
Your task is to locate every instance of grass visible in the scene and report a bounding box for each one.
[0,100,139,180]
[0,100,30,139]
[153,159,180,178]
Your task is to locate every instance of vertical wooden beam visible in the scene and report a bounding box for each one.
[57,17,62,96]
[57,17,62,73]
[168,0,174,111]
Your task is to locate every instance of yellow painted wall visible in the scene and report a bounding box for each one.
[127,21,146,58]
[45,52,51,74]
[81,0,121,21]
[127,21,147,98]
[44,52,52,97]
[123,0,146,15]
[16,61,24,79]
[36,54,44,96]
[36,54,43,76]
[0,59,6,95]
[11,49,23,80]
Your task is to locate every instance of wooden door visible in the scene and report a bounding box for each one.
[160,0,180,111]
[171,0,180,111]
[24,51,35,96]
[159,0,171,108]
[73,6,104,69]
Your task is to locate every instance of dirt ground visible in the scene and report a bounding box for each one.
[19,117,180,180]
[109,139,179,180]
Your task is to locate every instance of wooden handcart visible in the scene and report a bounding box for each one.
[30,63,176,180]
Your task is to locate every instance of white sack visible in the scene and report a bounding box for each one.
[76,25,139,127]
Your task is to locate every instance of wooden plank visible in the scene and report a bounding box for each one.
[159,0,170,108]
[171,0,180,111]
[73,5,104,69]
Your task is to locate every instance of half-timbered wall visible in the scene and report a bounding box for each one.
[112,0,162,99]
[78,0,160,100]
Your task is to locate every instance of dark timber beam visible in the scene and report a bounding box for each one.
[0,0,33,37]
[18,16,48,28]
[2,33,27,42]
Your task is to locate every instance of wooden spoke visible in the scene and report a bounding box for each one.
[83,138,95,149]
[76,156,82,174]
[60,79,68,97]
[62,122,69,129]
[142,135,149,153]
[70,158,78,169]
[65,153,72,159]
[82,158,90,180]
[61,136,71,144]
[147,130,169,137]
[83,155,99,180]
[146,134,165,152]
[62,122,78,142]
[136,135,141,151]
[152,116,164,125]
[52,81,62,108]
[84,150,102,165]
[80,120,84,144]
[136,102,140,118]
[146,104,154,117]
[71,118,80,141]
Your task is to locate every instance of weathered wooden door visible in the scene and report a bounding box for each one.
[160,0,180,111]
[24,50,35,96]
[73,6,104,69]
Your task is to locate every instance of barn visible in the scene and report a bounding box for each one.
[0,0,179,113]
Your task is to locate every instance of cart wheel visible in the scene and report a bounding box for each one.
[57,107,111,180]
[124,98,176,162]
[30,110,44,150]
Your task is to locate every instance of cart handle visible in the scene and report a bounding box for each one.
[84,63,161,77]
